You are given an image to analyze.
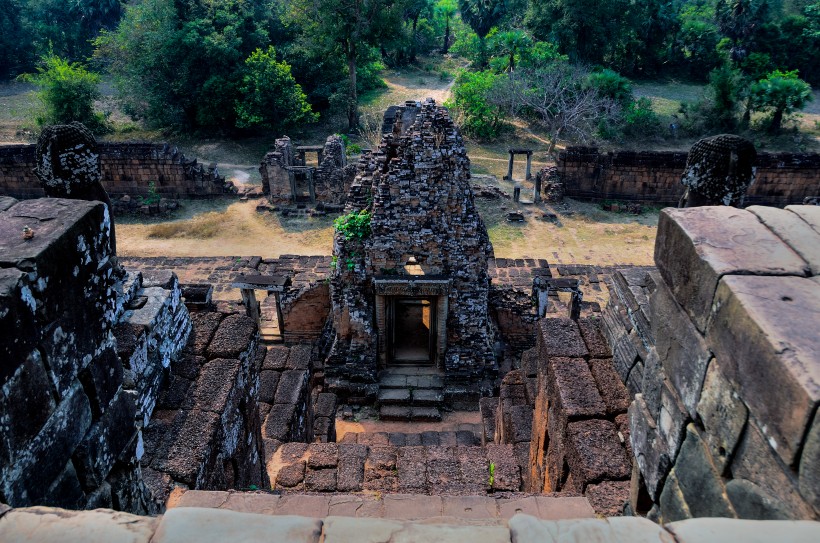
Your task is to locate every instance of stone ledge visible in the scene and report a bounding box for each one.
[1,504,818,543]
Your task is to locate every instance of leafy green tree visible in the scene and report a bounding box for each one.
[458,0,507,66]
[586,69,633,106]
[490,29,531,72]
[709,64,743,129]
[446,69,504,139]
[19,53,109,133]
[96,0,270,129]
[290,0,401,131]
[0,0,32,78]
[435,0,458,52]
[715,0,771,62]
[750,69,813,131]
[235,46,317,131]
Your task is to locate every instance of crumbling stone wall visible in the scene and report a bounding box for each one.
[0,197,164,511]
[325,99,496,403]
[0,143,228,200]
[620,205,819,521]
[259,135,355,205]
[558,147,820,206]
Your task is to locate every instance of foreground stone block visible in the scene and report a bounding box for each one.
[673,424,736,519]
[654,207,808,332]
[748,206,820,275]
[565,419,631,489]
[696,358,747,472]
[666,517,820,543]
[508,514,673,543]
[0,507,157,543]
[323,516,510,543]
[152,507,321,543]
[708,275,820,466]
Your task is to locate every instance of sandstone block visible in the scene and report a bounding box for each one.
[654,207,808,332]
[588,359,631,416]
[383,494,443,519]
[585,480,631,517]
[206,314,257,359]
[0,507,157,543]
[674,424,736,519]
[748,206,820,274]
[578,317,611,358]
[629,395,671,500]
[786,204,820,235]
[726,479,792,520]
[508,514,674,543]
[799,413,820,512]
[696,358,747,471]
[665,517,820,543]
[152,507,321,543]
[659,470,692,523]
[708,275,820,465]
[651,280,710,418]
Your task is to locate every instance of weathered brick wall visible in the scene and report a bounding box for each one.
[0,143,228,199]
[558,147,820,206]
[0,197,192,513]
[624,205,819,522]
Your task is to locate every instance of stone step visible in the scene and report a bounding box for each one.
[411,406,442,422]
[411,388,443,406]
[378,388,411,405]
[345,430,482,447]
[378,405,442,422]
[171,490,598,523]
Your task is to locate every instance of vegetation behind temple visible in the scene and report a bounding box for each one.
[3,0,818,138]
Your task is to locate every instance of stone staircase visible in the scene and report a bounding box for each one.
[377,368,445,422]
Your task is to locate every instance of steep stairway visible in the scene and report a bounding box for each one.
[377,368,445,422]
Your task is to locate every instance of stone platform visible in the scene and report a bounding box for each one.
[1,499,818,543]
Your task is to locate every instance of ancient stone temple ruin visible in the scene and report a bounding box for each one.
[0,110,818,542]
[324,99,496,411]
[259,134,356,206]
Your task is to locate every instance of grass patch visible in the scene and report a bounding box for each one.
[147,211,244,239]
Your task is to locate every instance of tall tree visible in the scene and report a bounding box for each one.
[715,0,771,62]
[458,0,507,66]
[435,0,458,53]
[291,0,401,130]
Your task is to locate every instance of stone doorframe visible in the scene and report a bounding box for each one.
[373,277,451,370]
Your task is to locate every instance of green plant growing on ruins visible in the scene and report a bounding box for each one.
[488,461,496,490]
[139,181,161,206]
[330,255,338,270]
[334,210,372,240]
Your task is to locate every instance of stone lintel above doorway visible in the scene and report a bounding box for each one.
[372,277,451,297]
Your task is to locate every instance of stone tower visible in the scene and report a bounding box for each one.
[324,99,496,406]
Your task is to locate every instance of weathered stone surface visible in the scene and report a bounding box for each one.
[629,395,671,500]
[799,413,820,513]
[336,444,367,492]
[588,359,631,416]
[441,496,498,519]
[534,497,596,520]
[275,370,307,405]
[307,443,338,469]
[654,207,809,332]
[538,318,589,360]
[656,380,689,464]
[206,314,257,359]
[748,206,820,275]
[726,479,793,520]
[0,507,157,543]
[549,357,607,420]
[397,446,428,492]
[263,345,289,370]
[508,514,675,543]
[185,312,222,355]
[304,468,337,492]
[383,495,443,519]
[640,348,663,419]
[258,370,280,404]
[585,480,631,517]
[264,403,296,441]
[674,424,736,518]
[665,517,820,543]
[276,461,306,489]
[696,358,747,471]
[152,507,321,543]
[651,280,710,418]
[487,444,521,492]
[730,420,814,519]
[322,516,404,543]
[708,275,820,465]
[565,419,631,487]
[659,471,692,523]
[578,317,611,358]
[786,204,820,235]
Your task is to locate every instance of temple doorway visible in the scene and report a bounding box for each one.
[389,297,436,366]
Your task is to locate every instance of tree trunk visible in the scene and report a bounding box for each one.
[442,17,450,53]
[347,41,358,132]
[478,36,488,68]
[769,107,783,133]
[410,16,419,62]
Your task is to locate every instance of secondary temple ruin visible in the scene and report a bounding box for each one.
[0,104,818,541]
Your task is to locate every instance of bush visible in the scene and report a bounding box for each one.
[334,210,372,240]
[19,53,110,133]
[586,69,633,106]
[750,69,813,133]
[622,97,661,137]
[446,70,504,140]
[235,46,317,131]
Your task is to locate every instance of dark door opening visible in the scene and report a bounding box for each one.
[389,297,436,366]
